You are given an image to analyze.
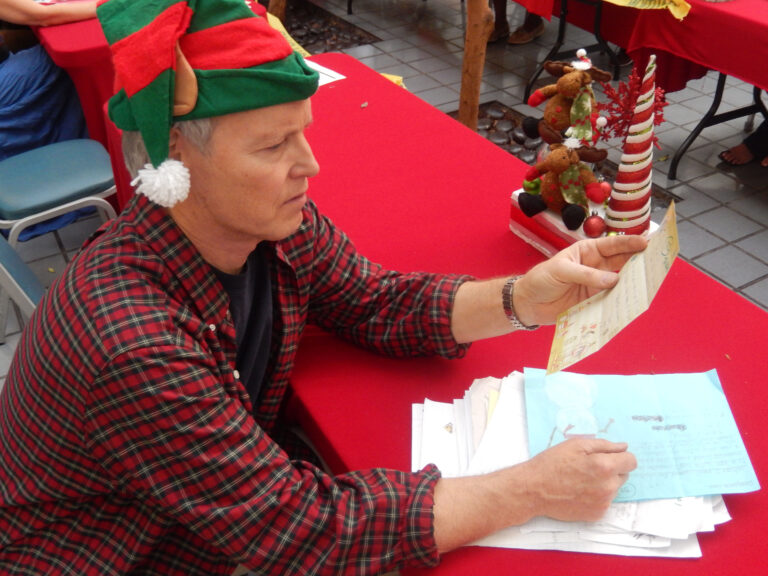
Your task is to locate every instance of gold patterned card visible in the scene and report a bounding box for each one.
[547,202,679,374]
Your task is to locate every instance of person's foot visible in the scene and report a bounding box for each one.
[507,19,545,45]
[719,143,755,166]
[488,22,510,43]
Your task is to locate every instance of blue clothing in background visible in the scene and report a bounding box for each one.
[0,44,87,161]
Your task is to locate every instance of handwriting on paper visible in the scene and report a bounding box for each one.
[524,368,760,502]
[547,202,679,374]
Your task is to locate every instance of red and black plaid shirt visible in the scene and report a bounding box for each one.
[0,194,470,575]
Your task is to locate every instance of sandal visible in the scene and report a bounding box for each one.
[507,21,545,45]
[718,144,755,166]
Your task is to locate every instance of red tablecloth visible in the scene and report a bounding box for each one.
[522,0,768,93]
[624,0,768,92]
[33,16,113,145]
[291,53,768,575]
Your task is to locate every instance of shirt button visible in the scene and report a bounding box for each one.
[208,324,216,332]
[233,370,241,380]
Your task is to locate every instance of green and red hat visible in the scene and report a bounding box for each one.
[97,0,319,206]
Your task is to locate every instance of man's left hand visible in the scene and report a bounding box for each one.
[513,234,648,328]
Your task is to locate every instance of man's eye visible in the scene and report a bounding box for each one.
[267,139,286,151]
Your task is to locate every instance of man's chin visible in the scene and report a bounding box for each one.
[267,210,306,243]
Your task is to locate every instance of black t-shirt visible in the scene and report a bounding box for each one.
[213,246,272,407]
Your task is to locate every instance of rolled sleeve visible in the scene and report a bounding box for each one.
[85,344,445,575]
[398,464,442,569]
[303,203,474,359]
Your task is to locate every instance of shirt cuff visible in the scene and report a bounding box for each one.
[398,463,442,569]
[429,275,473,359]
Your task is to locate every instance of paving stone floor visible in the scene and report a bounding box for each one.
[326,0,768,310]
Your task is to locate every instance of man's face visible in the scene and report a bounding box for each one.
[171,99,318,245]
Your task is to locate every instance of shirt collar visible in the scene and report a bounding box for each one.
[119,193,230,326]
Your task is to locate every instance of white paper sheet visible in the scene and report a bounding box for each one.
[412,371,733,558]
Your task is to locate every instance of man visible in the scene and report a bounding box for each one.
[0,0,644,574]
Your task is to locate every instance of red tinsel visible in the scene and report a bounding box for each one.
[597,64,667,148]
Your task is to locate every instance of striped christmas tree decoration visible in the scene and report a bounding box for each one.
[97,0,319,207]
[605,55,658,235]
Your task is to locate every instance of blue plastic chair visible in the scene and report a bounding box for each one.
[0,139,117,342]
[0,233,44,323]
[0,139,117,246]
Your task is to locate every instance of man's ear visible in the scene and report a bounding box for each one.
[167,127,183,161]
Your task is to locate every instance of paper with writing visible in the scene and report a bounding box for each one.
[412,371,738,557]
[524,367,760,502]
[547,202,679,374]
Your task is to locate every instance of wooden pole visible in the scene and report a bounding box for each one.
[268,0,287,22]
[457,0,494,131]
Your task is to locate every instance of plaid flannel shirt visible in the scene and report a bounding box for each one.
[0,194,471,575]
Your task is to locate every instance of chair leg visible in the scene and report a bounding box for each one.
[0,291,10,345]
[0,227,22,344]
[97,207,113,223]
[0,195,117,342]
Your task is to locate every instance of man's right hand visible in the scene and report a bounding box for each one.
[519,438,637,523]
[432,438,636,553]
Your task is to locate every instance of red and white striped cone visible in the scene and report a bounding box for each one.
[606,55,657,235]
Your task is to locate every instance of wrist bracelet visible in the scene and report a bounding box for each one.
[502,276,538,331]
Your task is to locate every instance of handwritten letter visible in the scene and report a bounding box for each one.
[547,202,679,373]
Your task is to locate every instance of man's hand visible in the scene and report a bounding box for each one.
[519,438,637,522]
[451,234,647,343]
[432,438,636,552]
[513,234,648,328]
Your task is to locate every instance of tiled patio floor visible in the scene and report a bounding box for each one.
[328,0,768,310]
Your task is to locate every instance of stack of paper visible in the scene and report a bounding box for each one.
[412,369,759,558]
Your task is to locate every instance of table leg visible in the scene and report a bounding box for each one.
[668,73,768,180]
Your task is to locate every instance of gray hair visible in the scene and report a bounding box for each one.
[121,117,216,177]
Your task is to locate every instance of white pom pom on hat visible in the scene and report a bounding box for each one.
[131,159,191,208]
[98,0,319,208]
[572,48,592,70]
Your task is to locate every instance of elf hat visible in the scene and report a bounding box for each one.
[97,0,319,207]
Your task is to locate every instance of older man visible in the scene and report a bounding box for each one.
[0,0,643,574]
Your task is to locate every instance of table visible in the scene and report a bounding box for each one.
[521,0,768,178]
[523,0,768,92]
[615,0,768,178]
[290,53,768,575]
